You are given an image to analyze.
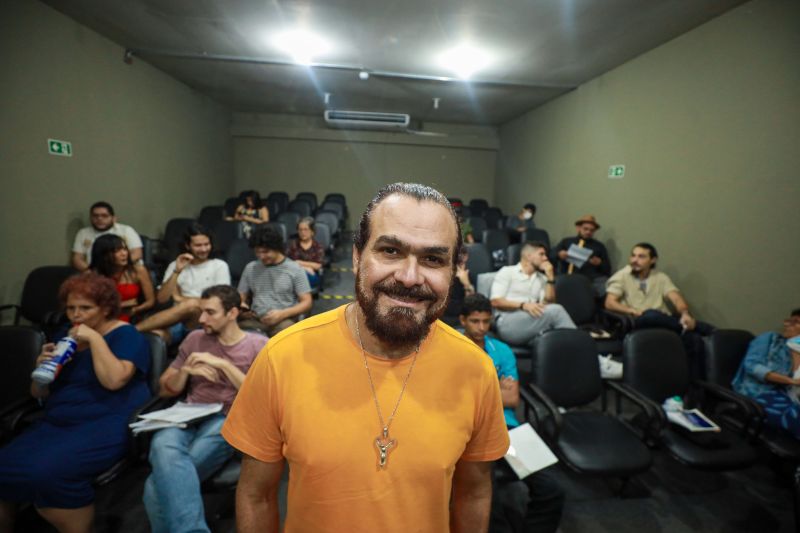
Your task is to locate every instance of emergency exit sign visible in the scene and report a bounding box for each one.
[48,138,72,157]
[608,164,625,178]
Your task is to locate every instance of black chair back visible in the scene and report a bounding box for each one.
[315,211,340,236]
[295,192,318,212]
[264,197,282,217]
[523,228,551,249]
[210,220,244,257]
[225,239,255,286]
[288,199,313,218]
[704,329,754,387]
[162,218,196,259]
[223,197,241,217]
[314,222,332,250]
[469,199,489,217]
[266,192,289,213]
[262,222,288,244]
[483,207,503,229]
[506,244,521,265]
[532,330,601,407]
[481,229,510,255]
[555,274,596,325]
[142,332,168,395]
[198,205,224,228]
[323,193,346,207]
[277,212,300,235]
[0,326,45,409]
[623,329,689,402]
[467,217,487,243]
[465,243,492,286]
[319,201,344,220]
[17,266,77,325]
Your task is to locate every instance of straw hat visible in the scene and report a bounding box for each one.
[574,214,600,229]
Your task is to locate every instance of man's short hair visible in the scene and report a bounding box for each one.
[249,225,284,252]
[521,240,548,255]
[201,285,241,313]
[523,203,537,214]
[460,293,493,317]
[353,182,462,264]
[184,222,213,249]
[90,201,114,216]
[792,308,800,317]
[633,242,658,259]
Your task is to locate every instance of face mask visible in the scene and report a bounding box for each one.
[787,336,800,353]
[522,211,533,220]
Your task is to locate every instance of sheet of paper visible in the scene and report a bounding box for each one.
[138,401,223,424]
[566,244,593,268]
[504,423,558,479]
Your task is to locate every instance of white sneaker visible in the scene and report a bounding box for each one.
[598,354,623,379]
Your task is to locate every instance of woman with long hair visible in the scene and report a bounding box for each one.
[90,234,155,322]
[229,190,269,238]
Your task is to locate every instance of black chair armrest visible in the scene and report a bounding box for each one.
[0,397,42,437]
[600,310,635,336]
[520,383,563,440]
[692,380,765,439]
[606,381,665,442]
[127,396,177,460]
[0,304,21,324]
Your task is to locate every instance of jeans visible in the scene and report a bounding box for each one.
[496,305,577,347]
[490,462,564,533]
[143,414,234,533]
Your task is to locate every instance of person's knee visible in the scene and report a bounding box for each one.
[148,431,187,465]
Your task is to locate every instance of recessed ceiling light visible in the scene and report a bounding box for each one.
[438,44,492,80]
[272,29,331,65]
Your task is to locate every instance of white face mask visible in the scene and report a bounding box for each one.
[522,210,533,220]
[787,336,800,353]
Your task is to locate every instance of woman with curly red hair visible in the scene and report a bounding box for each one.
[0,272,151,533]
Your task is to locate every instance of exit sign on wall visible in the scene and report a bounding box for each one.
[608,164,625,178]
[48,138,72,157]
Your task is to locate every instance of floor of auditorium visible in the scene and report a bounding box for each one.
[15,234,796,532]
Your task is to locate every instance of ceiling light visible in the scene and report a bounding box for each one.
[272,29,330,65]
[438,44,492,80]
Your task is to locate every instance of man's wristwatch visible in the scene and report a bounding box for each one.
[546,279,555,284]
[519,302,525,310]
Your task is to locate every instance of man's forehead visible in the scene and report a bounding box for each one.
[91,208,111,216]
[369,195,457,247]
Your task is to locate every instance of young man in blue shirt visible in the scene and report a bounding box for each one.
[459,294,564,533]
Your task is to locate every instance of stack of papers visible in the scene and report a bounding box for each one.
[566,244,593,268]
[129,402,223,434]
[504,423,559,479]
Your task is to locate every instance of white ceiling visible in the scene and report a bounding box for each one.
[41,0,750,125]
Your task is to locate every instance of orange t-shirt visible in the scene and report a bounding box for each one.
[222,305,509,532]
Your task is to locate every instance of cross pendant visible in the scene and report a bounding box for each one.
[374,426,396,469]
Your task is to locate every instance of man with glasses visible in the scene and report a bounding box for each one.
[71,201,143,271]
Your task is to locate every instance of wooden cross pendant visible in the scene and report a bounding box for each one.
[374,427,396,469]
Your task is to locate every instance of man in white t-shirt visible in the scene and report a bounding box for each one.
[136,223,231,344]
[490,241,575,347]
[71,201,143,271]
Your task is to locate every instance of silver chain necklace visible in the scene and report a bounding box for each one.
[351,304,419,469]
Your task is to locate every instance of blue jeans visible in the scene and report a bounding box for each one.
[143,414,234,533]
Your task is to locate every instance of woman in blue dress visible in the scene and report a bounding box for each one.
[0,272,151,532]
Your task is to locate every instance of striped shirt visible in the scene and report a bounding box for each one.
[238,258,311,316]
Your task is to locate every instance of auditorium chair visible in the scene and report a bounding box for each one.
[276,212,300,236]
[521,329,653,492]
[321,194,348,220]
[555,274,622,356]
[0,265,76,340]
[209,220,244,257]
[262,221,288,244]
[223,197,241,218]
[469,198,489,217]
[522,228,550,249]
[482,229,511,269]
[315,211,340,241]
[224,239,255,288]
[265,191,290,214]
[198,205,225,229]
[318,200,345,223]
[464,243,493,288]
[155,217,196,266]
[0,326,45,444]
[483,207,504,229]
[613,329,758,471]
[467,217,487,243]
[287,199,313,218]
[295,192,318,213]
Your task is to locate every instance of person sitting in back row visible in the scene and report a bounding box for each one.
[136,223,231,344]
[553,214,611,298]
[237,225,312,336]
[227,190,269,239]
[491,241,576,348]
[90,234,155,323]
[505,203,537,234]
[72,201,143,271]
[286,217,325,289]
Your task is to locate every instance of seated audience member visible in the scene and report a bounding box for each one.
[90,234,155,323]
[143,285,266,533]
[286,217,325,288]
[553,214,611,297]
[457,210,475,244]
[135,223,231,344]
[227,190,268,238]
[605,242,713,376]
[505,202,537,234]
[443,247,475,327]
[238,225,312,336]
[72,201,143,271]
[0,273,150,533]
[459,294,564,533]
[491,241,576,347]
[732,308,800,440]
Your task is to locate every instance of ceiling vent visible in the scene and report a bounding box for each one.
[324,110,410,131]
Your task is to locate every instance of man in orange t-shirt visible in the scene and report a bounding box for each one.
[222,183,509,532]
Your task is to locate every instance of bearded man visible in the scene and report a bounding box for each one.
[222,183,509,533]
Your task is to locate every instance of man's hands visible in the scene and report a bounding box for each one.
[260,310,285,327]
[539,260,554,278]
[679,312,697,331]
[181,352,225,383]
[175,253,194,273]
[521,302,546,317]
[588,256,602,266]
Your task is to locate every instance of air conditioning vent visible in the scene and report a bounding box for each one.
[324,110,410,131]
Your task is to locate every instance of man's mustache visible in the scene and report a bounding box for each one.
[373,281,436,302]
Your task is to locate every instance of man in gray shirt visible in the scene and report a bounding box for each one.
[238,226,312,336]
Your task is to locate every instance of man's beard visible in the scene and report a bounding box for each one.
[356,270,448,349]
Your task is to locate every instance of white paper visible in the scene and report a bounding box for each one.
[566,244,593,268]
[666,408,720,432]
[504,423,558,479]
[129,402,223,435]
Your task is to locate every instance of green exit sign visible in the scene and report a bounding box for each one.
[608,164,625,178]
[48,138,72,157]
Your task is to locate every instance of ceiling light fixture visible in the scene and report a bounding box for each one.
[272,29,330,65]
[438,44,492,80]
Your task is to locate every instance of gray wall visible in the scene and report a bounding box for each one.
[495,0,800,332]
[232,113,498,227]
[0,0,233,312]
